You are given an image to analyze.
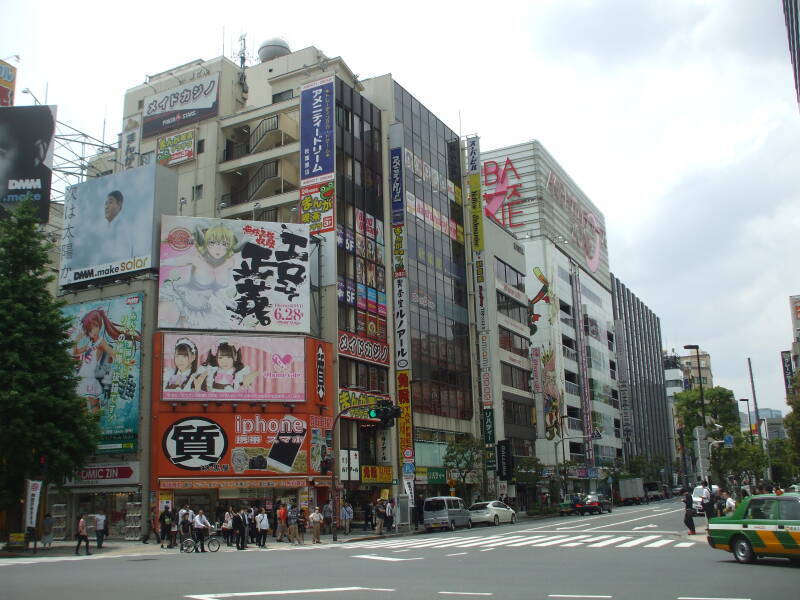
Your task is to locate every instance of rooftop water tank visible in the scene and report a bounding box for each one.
[258,38,291,62]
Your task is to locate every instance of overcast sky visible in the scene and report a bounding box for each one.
[4,0,798,413]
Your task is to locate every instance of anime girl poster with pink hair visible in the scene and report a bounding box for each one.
[62,293,143,454]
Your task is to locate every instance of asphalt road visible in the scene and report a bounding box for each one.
[1,499,796,600]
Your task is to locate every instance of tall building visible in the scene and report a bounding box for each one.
[664,352,689,485]
[679,349,713,390]
[47,40,477,538]
[783,0,800,106]
[479,140,622,496]
[610,276,672,482]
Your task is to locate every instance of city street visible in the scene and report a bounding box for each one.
[1,499,796,600]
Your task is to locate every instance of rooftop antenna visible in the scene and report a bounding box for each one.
[238,34,247,70]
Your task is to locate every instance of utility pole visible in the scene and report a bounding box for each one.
[747,358,771,481]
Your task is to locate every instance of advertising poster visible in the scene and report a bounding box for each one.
[0,105,56,222]
[337,388,387,421]
[59,164,156,285]
[158,216,310,333]
[24,480,42,529]
[62,293,143,454]
[142,73,219,138]
[157,129,195,166]
[0,59,17,106]
[299,178,335,235]
[299,75,336,286]
[157,413,310,476]
[160,333,306,402]
[119,114,142,171]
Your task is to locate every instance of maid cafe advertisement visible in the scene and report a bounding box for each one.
[62,293,143,454]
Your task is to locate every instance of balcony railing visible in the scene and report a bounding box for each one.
[222,161,279,207]
[567,417,583,431]
[562,345,578,362]
[222,115,280,162]
[565,381,580,396]
[560,316,575,329]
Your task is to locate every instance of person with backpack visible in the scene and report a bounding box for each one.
[682,488,696,535]
[375,499,387,535]
[287,504,301,545]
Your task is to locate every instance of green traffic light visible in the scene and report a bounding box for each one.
[368,407,379,419]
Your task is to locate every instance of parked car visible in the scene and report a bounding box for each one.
[707,492,800,564]
[558,496,582,516]
[423,496,472,532]
[576,493,613,515]
[469,501,517,526]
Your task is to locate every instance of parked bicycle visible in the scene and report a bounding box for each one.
[181,534,221,553]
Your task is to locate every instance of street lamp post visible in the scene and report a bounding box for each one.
[683,345,706,426]
[739,398,754,444]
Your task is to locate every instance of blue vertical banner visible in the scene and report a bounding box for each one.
[300,76,335,181]
[390,147,404,225]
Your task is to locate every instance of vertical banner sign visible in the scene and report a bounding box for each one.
[0,59,17,106]
[119,114,142,171]
[24,480,43,530]
[571,266,594,465]
[299,75,336,286]
[530,346,542,393]
[614,319,633,440]
[781,351,794,397]
[496,440,513,481]
[482,408,496,469]
[390,123,415,501]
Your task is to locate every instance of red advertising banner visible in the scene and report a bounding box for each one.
[396,369,414,462]
[337,330,390,366]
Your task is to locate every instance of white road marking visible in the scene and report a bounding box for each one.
[446,552,468,556]
[392,549,411,553]
[674,542,695,548]
[676,598,751,600]
[479,548,496,552]
[616,535,662,548]
[185,587,396,599]
[447,536,508,547]
[560,535,614,546]
[556,524,587,530]
[478,536,529,547]
[584,509,682,531]
[632,525,658,530]
[643,539,673,548]
[528,535,592,547]
[351,554,423,562]
[438,593,494,596]
[506,535,567,547]
[547,595,613,599]
[586,536,632,547]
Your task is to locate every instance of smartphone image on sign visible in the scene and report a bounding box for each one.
[267,415,307,472]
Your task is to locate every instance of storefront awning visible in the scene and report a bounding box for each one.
[65,486,140,494]
[158,477,332,490]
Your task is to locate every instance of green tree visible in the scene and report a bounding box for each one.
[767,438,796,486]
[442,436,484,497]
[514,456,543,503]
[785,373,800,477]
[0,199,99,530]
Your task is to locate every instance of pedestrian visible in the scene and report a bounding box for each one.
[179,511,193,545]
[297,508,307,544]
[699,481,714,522]
[159,504,173,548]
[682,488,696,535]
[385,499,394,532]
[233,508,246,550]
[256,508,270,548]
[75,514,91,555]
[169,510,178,548]
[341,502,353,535]
[322,501,333,535]
[722,490,736,515]
[287,504,300,545]
[193,509,211,552]
[222,506,234,546]
[375,499,387,535]
[247,508,258,544]
[93,509,107,549]
[41,513,54,548]
[309,506,323,543]
[276,503,288,542]
[362,501,373,531]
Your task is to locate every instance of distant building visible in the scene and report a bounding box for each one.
[783,0,800,106]
[678,349,713,390]
[766,417,787,441]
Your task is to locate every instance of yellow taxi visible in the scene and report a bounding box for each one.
[707,492,800,564]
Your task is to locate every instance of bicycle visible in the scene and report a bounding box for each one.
[181,534,221,553]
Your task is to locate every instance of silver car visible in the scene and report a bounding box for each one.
[423,496,472,531]
[469,500,517,526]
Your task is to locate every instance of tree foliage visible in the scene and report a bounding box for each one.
[443,436,484,494]
[0,199,99,515]
[785,373,800,479]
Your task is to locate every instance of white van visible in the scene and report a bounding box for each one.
[423,496,472,531]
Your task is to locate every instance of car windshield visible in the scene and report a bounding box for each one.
[583,495,598,501]
[692,486,704,497]
[470,503,489,510]
[424,499,446,511]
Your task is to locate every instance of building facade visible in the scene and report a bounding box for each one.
[679,349,714,390]
[610,275,673,483]
[479,140,622,496]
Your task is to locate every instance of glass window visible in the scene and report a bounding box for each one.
[779,499,800,520]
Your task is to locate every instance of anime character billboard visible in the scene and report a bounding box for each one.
[62,293,143,454]
[160,333,306,402]
[158,216,310,333]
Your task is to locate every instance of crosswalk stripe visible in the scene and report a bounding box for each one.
[447,536,510,548]
[674,542,694,548]
[643,539,673,548]
[528,535,592,547]
[506,535,566,547]
[479,536,531,547]
[616,535,662,548]
[587,536,632,547]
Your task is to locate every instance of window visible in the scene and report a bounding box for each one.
[272,89,293,103]
[137,99,144,110]
[498,326,529,358]
[745,499,777,520]
[197,139,205,154]
[501,363,531,392]
[494,258,525,292]
[192,184,204,200]
[779,499,800,520]
[503,400,534,427]
[496,291,526,325]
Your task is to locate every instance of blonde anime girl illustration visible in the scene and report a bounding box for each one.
[194,339,259,392]
[71,308,139,413]
[159,223,240,329]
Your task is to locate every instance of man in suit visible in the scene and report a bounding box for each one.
[232,508,247,550]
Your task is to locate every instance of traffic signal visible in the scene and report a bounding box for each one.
[368,399,402,428]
